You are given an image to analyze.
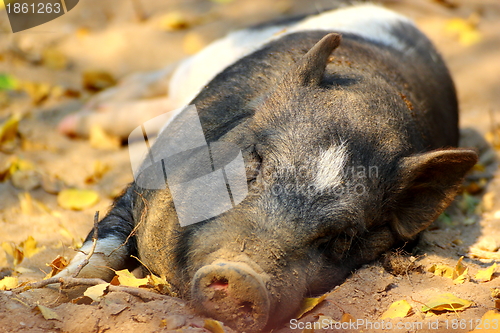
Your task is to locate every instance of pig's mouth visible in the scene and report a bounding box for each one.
[191,261,272,332]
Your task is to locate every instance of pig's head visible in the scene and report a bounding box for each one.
[141,34,478,332]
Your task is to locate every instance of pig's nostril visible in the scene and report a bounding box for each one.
[209,277,229,290]
[239,301,253,314]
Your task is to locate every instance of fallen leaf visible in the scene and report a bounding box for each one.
[421,293,473,313]
[57,188,99,210]
[296,294,327,319]
[183,32,206,55]
[204,319,225,333]
[89,125,121,150]
[0,114,20,147]
[110,269,149,288]
[45,255,69,278]
[11,169,42,191]
[380,300,412,319]
[341,312,355,322]
[147,274,175,296]
[20,81,52,104]
[83,283,109,301]
[37,305,59,320]
[445,14,482,46]
[83,70,116,92]
[159,12,190,30]
[428,256,469,284]
[468,310,500,333]
[21,236,44,258]
[475,263,497,282]
[1,242,23,266]
[71,296,93,305]
[85,160,111,184]
[42,47,67,70]
[0,276,19,290]
[0,74,19,90]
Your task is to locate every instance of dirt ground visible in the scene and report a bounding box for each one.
[0,0,500,332]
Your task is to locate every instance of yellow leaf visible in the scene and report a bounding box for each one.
[21,236,44,258]
[468,310,500,333]
[147,274,175,295]
[428,257,469,284]
[83,283,109,301]
[57,188,99,210]
[380,300,412,319]
[296,294,327,319]
[158,12,190,31]
[37,305,59,320]
[85,160,111,184]
[45,255,69,279]
[111,269,148,288]
[204,319,225,333]
[428,263,455,279]
[422,293,473,313]
[20,81,52,105]
[341,312,355,322]
[0,114,20,146]
[183,32,206,55]
[0,276,19,290]
[1,242,24,266]
[82,70,116,92]
[42,48,67,70]
[475,263,497,282]
[89,125,121,150]
[445,16,482,46]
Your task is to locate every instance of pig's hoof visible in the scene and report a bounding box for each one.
[191,262,270,332]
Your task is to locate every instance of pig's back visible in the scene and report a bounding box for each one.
[163,5,457,150]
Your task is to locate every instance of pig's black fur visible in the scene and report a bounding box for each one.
[76,19,477,332]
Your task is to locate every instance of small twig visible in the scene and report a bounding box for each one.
[72,211,100,278]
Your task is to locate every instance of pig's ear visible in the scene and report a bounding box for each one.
[291,33,341,86]
[391,149,478,239]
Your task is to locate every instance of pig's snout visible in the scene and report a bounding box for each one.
[191,262,270,332]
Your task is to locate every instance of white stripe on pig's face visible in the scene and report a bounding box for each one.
[314,143,349,191]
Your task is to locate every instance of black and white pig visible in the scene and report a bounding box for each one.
[56,4,478,332]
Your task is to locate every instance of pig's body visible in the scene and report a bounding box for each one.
[58,5,477,332]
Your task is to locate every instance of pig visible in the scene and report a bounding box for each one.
[56,4,478,332]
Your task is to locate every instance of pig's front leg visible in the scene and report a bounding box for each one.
[55,188,137,281]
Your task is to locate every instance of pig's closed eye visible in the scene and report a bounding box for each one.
[246,148,262,181]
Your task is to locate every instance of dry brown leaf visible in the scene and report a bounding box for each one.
[57,188,99,210]
[45,255,69,279]
[89,125,121,150]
